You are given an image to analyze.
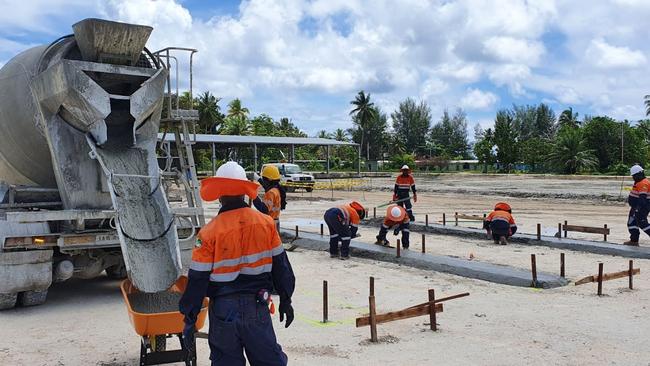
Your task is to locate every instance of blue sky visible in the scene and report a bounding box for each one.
[1,0,649,137]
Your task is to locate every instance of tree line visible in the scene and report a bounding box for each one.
[174,90,650,174]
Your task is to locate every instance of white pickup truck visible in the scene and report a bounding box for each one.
[262,163,315,192]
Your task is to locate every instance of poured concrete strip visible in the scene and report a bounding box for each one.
[280,230,568,289]
[363,218,650,260]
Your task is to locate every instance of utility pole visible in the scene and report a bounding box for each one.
[621,121,624,164]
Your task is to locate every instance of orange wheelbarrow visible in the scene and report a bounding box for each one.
[121,276,208,366]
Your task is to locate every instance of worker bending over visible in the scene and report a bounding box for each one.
[253,165,286,230]
[625,164,650,246]
[180,162,295,366]
[323,201,366,260]
[394,165,417,221]
[375,205,410,249]
[484,202,517,245]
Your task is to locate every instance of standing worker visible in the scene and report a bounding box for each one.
[484,202,517,245]
[180,161,295,366]
[323,201,366,260]
[253,165,287,230]
[393,165,417,221]
[375,205,410,249]
[625,164,650,246]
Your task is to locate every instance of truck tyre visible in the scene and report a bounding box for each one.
[106,262,128,279]
[0,293,17,310]
[306,187,314,192]
[18,289,48,307]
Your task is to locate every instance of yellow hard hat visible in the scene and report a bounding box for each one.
[261,165,281,180]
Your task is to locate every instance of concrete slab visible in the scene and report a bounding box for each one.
[363,218,650,260]
[281,230,569,289]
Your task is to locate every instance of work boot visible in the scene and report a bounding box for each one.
[499,236,508,245]
[623,240,640,246]
[339,255,350,260]
[330,253,338,258]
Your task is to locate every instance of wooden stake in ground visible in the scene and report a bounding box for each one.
[425,214,429,227]
[295,225,299,239]
[604,224,608,241]
[369,295,378,342]
[597,262,604,296]
[428,289,437,331]
[629,260,634,290]
[396,239,401,258]
[537,223,541,240]
[560,253,565,278]
[369,276,375,297]
[322,280,328,323]
[564,220,568,238]
[557,223,562,238]
[320,223,324,236]
[373,207,376,218]
[421,234,426,253]
[455,212,458,226]
[531,254,538,287]
[442,213,446,225]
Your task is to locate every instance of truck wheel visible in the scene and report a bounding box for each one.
[18,290,48,307]
[306,187,314,192]
[106,262,128,279]
[0,293,17,310]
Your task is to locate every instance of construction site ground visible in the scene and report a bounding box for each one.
[2,174,650,365]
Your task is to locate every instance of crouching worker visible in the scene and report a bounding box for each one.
[484,202,517,245]
[625,164,650,246]
[180,161,295,366]
[253,165,287,231]
[323,201,366,260]
[375,205,410,249]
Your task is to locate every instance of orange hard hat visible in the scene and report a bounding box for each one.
[386,205,406,222]
[350,201,366,219]
[200,162,259,201]
[494,202,512,212]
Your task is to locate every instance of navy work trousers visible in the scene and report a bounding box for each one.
[208,294,287,366]
[396,193,415,221]
[324,208,351,257]
[628,207,650,241]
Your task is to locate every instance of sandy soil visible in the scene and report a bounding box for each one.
[1,175,649,365]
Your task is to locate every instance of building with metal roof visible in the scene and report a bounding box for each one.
[158,133,360,174]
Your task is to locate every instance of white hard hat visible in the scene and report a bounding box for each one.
[401,165,410,170]
[390,206,402,218]
[215,161,248,181]
[631,164,644,176]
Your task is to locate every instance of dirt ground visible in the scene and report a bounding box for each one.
[2,175,650,365]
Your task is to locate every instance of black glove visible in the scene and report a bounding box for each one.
[182,322,196,352]
[279,301,294,328]
[393,228,400,236]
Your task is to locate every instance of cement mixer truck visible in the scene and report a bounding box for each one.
[0,18,204,309]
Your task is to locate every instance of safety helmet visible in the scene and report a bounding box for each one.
[200,161,259,201]
[401,165,410,170]
[386,205,406,222]
[494,202,511,212]
[261,165,281,180]
[631,164,644,176]
[350,201,366,220]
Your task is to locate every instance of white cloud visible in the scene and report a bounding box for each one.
[483,37,545,65]
[586,38,646,69]
[459,88,498,110]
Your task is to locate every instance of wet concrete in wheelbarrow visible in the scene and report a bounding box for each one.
[127,291,182,314]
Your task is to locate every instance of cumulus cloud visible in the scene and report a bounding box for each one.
[460,88,499,110]
[586,38,646,69]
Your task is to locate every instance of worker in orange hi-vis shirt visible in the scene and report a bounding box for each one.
[625,164,650,246]
[393,165,417,221]
[375,205,410,249]
[483,202,517,245]
[323,201,366,260]
[252,164,286,231]
[179,161,295,366]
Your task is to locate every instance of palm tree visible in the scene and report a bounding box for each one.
[227,98,250,119]
[558,107,580,128]
[644,95,650,116]
[178,91,193,110]
[349,91,377,161]
[220,116,250,136]
[546,127,597,174]
[316,130,331,139]
[333,128,348,142]
[196,91,222,133]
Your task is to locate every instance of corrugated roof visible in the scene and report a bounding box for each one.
[158,133,358,146]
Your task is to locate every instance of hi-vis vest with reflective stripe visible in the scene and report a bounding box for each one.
[629,178,650,201]
[486,210,516,227]
[263,187,281,220]
[190,207,283,282]
[395,174,415,191]
[337,204,360,227]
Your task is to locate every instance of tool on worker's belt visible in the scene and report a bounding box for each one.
[257,289,276,315]
[376,196,412,209]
